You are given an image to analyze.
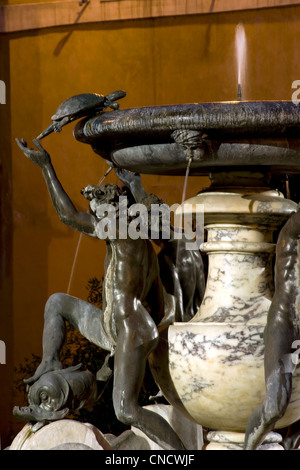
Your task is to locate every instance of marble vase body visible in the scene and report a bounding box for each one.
[150,181,300,433]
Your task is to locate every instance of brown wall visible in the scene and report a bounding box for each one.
[1,4,300,446]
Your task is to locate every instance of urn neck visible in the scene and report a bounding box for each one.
[183,172,298,324]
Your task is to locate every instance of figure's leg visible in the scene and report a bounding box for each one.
[244,369,292,450]
[25,293,108,384]
[244,306,296,450]
[157,251,184,322]
[112,304,186,450]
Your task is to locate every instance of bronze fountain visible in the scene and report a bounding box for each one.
[12,92,300,450]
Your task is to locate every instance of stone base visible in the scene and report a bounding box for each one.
[205,430,284,450]
[9,405,203,451]
[9,420,113,450]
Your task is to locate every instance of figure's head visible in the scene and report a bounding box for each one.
[81,183,168,241]
[81,183,132,220]
[81,183,122,203]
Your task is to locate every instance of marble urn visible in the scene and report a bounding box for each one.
[149,172,300,439]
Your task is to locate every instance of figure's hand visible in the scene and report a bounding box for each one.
[115,168,141,187]
[16,138,51,168]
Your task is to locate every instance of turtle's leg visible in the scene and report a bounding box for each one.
[109,102,120,110]
[53,116,70,132]
[104,90,126,110]
[103,100,119,110]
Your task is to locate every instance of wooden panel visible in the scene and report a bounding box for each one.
[1,0,300,33]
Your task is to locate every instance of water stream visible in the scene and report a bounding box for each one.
[175,155,193,267]
[66,166,113,295]
[235,23,247,101]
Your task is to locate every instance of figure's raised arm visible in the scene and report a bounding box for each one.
[16,138,97,237]
[115,168,148,203]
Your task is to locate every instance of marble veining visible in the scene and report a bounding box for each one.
[192,251,274,325]
[169,325,264,366]
[155,322,300,431]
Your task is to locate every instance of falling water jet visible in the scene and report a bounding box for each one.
[181,155,192,208]
[98,165,114,185]
[175,155,193,268]
[67,232,83,295]
[66,165,114,295]
[235,23,247,101]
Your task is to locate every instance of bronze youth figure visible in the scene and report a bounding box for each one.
[16,138,185,450]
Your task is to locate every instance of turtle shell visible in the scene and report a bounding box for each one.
[51,93,106,121]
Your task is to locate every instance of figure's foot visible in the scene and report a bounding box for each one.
[24,359,63,385]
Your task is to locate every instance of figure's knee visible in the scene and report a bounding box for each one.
[113,382,140,427]
[114,399,138,427]
[44,293,68,317]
